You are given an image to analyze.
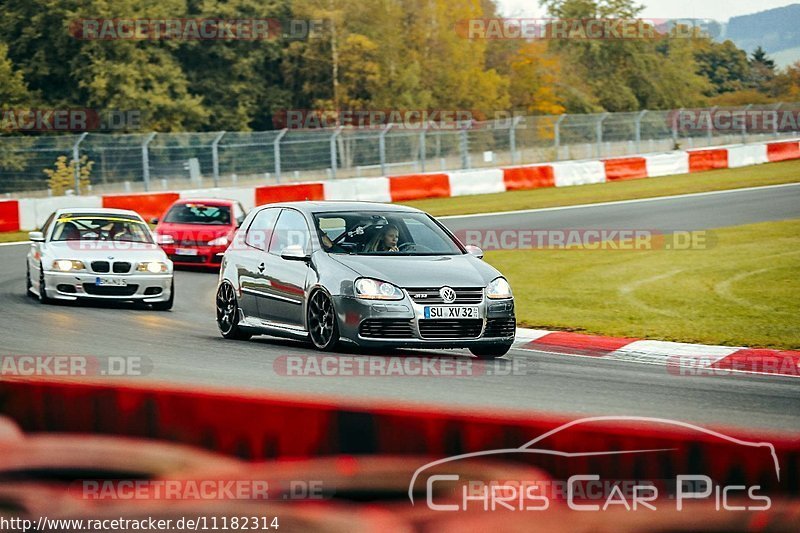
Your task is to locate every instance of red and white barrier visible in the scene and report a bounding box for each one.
[5,138,800,232]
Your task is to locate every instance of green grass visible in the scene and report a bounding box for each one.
[0,231,27,243]
[403,159,800,216]
[485,219,800,350]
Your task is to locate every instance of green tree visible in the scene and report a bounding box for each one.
[693,40,751,95]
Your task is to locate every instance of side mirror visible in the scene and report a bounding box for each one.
[156,234,175,245]
[280,244,310,262]
[28,231,44,243]
[465,245,484,259]
[150,217,159,225]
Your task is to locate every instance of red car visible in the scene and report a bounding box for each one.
[153,199,246,268]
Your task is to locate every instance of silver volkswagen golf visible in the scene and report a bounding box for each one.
[215,202,515,358]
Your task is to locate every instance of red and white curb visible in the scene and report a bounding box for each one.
[514,328,800,378]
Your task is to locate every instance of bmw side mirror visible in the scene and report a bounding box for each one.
[156,234,175,245]
[28,231,44,242]
[466,245,484,259]
[150,217,159,224]
[280,244,310,262]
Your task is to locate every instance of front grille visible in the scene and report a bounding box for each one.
[82,284,139,296]
[419,319,483,339]
[169,254,205,263]
[406,287,483,304]
[91,261,110,273]
[112,262,131,273]
[176,239,202,246]
[359,319,414,339]
[484,318,516,338]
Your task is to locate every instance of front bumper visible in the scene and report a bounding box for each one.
[335,294,515,349]
[163,245,225,267]
[44,271,173,302]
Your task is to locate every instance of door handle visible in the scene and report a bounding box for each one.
[258,263,265,272]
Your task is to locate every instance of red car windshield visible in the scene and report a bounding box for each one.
[164,204,231,225]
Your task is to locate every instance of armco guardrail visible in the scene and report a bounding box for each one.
[1,139,799,232]
[0,378,798,496]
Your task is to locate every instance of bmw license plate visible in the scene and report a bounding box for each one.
[96,277,127,287]
[175,248,198,256]
[424,306,479,319]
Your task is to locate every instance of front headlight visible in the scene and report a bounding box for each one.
[208,236,229,246]
[486,277,512,299]
[354,278,404,300]
[137,261,169,273]
[53,259,85,272]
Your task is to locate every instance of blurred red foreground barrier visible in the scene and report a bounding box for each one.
[0,378,798,496]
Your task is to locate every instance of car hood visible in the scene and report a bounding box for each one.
[328,254,501,288]
[45,241,168,262]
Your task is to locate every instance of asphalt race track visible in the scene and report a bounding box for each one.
[1,184,799,432]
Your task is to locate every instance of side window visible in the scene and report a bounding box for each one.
[245,208,279,251]
[269,209,310,254]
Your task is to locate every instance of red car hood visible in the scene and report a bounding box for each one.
[155,223,234,244]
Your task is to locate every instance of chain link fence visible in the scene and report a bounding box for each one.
[2,102,799,197]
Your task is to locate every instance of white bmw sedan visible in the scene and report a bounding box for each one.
[26,208,174,310]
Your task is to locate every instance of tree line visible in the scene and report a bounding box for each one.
[1,0,798,133]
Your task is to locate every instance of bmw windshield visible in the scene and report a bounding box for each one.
[313,211,464,256]
[51,214,153,244]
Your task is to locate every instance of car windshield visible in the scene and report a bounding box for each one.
[313,211,463,256]
[51,214,153,243]
[164,203,231,225]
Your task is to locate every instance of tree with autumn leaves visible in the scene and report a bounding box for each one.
[0,0,798,136]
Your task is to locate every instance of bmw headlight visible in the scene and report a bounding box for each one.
[137,261,169,273]
[486,277,512,299]
[354,278,404,300]
[208,236,229,246]
[53,260,85,272]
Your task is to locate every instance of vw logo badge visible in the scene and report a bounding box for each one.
[439,286,456,303]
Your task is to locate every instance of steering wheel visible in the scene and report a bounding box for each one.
[398,242,433,253]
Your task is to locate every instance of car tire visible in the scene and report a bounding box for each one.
[38,264,52,304]
[26,263,35,298]
[151,281,174,311]
[469,344,512,359]
[307,290,340,351]
[215,281,251,340]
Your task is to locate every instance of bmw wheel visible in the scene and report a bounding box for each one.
[307,290,339,351]
[38,264,52,304]
[151,281,174,311]
[216,281,251,340]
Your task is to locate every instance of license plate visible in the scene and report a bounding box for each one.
[96,277,127,287]
[175,248,198,256]
[424,306,480,319]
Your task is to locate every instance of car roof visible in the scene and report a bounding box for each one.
[172,198,237,206]
[53,207,143,218]
[255,201,424,215]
